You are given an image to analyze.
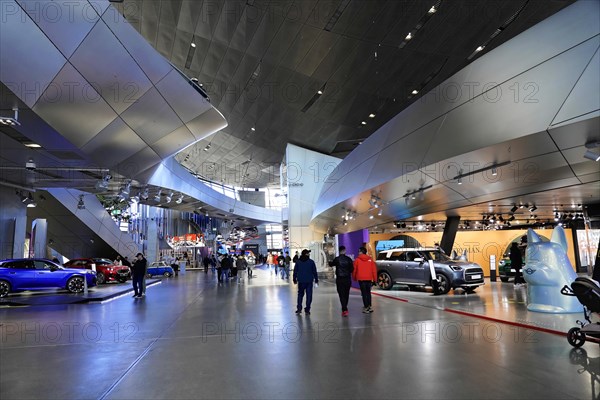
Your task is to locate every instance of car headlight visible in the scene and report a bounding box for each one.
[450,266,462,271]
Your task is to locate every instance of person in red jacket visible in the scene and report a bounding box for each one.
[353,247,377,313]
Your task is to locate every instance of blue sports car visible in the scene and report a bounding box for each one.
[0,258,97,297]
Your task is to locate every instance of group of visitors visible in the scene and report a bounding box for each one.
[293,246,377,316]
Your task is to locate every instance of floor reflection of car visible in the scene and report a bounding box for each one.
[0,258,97,297]
[146,262,174,278]
[64,258,130,284]
[376,248,485,294]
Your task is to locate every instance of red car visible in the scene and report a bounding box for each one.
[64,258,130,284]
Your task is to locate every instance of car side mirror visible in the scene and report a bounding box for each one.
[414,257,424,262]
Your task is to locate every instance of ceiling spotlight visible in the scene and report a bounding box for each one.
[491,167,497,176]
[203,143,211,152]
[554,212,559,221]
[508,215,515,221]
[369,113,376,118]
[0,107,21,126]
[154,190,162,202]
[317,90,323,95]
[475,45,485,52]
[175,194,184,204]
[251,127,255,131]
[140,187,149,201]
[510,205,518,213]
[191,42,196,48]
[77,195,85,210]
[165,192,173,203]
[428,5,437,14]
[369,215,374,220]
[118,182,131,201]
[95,174,111,191]
[405,32,412,40]
[377,209,383,216]
[24,143,41,148]
[411,89,418,95]
[529,205,537,212]
[457,176,462,185]
[361,121,367,125]
[584,150,600,161]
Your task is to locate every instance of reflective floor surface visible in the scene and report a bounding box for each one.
[0,266,597,400]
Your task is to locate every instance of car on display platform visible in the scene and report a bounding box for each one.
[146,262,175,278]
[0,258,97,297]
[63,258,130,284]
[498,255,518,282]
[375,248,485,294]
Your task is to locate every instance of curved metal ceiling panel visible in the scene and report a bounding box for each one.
[70,18,153,114]
[0,0,66,108]
[101,5,172,85]
[155,69,213,124]
[17,0,100,58]
[32,62,118,148]
[120,87,183,144]
[80,117,148,168]
[552,46,600,126]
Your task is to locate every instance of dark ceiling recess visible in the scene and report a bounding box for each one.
[399,0,442,49]
[324,0,351,32]
[330,139,366,155]
[301,83,327,113]
[467,0,530,60]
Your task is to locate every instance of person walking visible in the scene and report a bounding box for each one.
[283,251,291,280]
[220,254,232,282]
[353,247,377,313]
[510,241,524,286]
[292,249,319,315]
[331,246,354,316]
[131,253,147,298]
[203,256,210,274]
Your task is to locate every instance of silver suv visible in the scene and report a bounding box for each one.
[376,248,485,294]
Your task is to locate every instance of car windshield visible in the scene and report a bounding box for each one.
[421,251,452,262]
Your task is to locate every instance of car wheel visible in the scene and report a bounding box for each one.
[500,277,509,283]
[0,280,11,298]
[163,272,173,277]
[436,274,451,295]
[117,277,127,283]
[567,327,586,348]
[96,272,106,285]
[67,276,85,293]
[377,271,393,290]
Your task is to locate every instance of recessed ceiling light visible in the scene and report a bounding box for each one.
[24,143,41,148]
[317,90,323,95]
[369,113,375,118]
[428,6,437,14]
[411,89,418,95]
[361,121,366,125]
[251,127,255,131]
[191,42,196,48]
[405,32,412,40]
[475,45,484,52]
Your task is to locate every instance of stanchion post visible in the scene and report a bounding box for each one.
[489,255,497,282]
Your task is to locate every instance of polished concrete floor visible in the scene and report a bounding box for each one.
[0,266,597,400]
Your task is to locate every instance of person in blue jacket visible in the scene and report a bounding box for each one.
[293,249,319,315]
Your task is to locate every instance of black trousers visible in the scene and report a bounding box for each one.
[132,273,144,296]
[514,266,524,284]
[358,280,372,308]
[336,278,352,312]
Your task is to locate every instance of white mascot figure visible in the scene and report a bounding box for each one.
[524,226,583,313]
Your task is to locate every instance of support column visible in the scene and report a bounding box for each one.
[0,186,27,259]
[146,207,159,262]
[31,219,48,258]
[440,216,460,255]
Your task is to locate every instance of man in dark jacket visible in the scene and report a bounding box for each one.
[131,253,147,298]
[510,242,524,286]
[331,246,354,316]
[292,249,319,315]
